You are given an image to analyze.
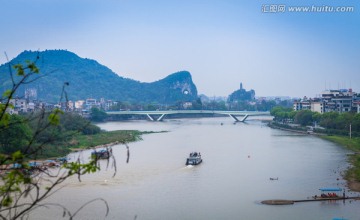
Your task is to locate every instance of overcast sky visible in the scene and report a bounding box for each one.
[1,0,359,98]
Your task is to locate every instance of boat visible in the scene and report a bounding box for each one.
[56,157,68,164]
[43,160,60,167]
[91,149,110,159]
[312,188,344,199]
[186,152,202,165]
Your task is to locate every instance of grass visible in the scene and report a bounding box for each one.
[36,130,165,159]
[68,130,144,149]
[321,136,360,152]
[321,135,360,183]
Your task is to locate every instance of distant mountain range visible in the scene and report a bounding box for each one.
[0,50,198,104]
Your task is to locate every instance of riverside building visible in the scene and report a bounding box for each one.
[293,89,359,113]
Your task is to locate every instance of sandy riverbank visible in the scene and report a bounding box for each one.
[347,178,360,192]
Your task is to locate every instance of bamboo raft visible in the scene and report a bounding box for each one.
[261,196,360,205]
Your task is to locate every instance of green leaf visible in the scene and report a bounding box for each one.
[27,62,39,73]
[2,89,12,99]
[13,64,25,76]
[0,112,11,126]
[48,109,64,125]
[12,151,24,161]
[1,196,13,207]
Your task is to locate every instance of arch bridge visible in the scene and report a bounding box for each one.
[106,110,270,122]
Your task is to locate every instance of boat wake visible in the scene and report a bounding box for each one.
[178,165,194,170]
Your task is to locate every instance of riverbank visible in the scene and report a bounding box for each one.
[65,130,143,153]
[268,122,360,192]
[0,130,159,173]
[68,130,165,151]
[69,130,143,149]
[320,135,360,192]
[36,130,163,159]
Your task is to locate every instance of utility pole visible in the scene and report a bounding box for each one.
[350,123,352,139]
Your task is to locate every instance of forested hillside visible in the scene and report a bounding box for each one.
[0,50,198,104]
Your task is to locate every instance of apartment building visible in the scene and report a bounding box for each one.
[294,89,359,114]
[293,97,311,111]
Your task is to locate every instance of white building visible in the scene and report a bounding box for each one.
[85,98,100,110]
[183,102,193,109]
[75,100,85,110]
[293,97,311,111]
[310,102,323,113]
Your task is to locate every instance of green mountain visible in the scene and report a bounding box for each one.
[0,50,198,104]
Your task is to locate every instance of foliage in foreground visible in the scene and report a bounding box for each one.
[0,57,114,219]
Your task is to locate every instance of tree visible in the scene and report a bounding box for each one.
[0,55,109,219]
[319,112,339,129]
[191,98,203,110]
[0,115,32,154]
[352,113,360,131]
[90,107,108,122]
[60,112,101,135]
[294,110,313,126]
[270,106,293,122]
[312,112,322,125]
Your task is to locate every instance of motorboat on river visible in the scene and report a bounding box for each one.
[186,152,202,165]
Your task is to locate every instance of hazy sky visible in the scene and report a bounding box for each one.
[1,0,359,98]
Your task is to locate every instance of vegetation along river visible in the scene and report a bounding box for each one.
[32,117,360,220]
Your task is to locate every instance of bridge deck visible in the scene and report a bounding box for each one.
[106,110,270,122]
[107,110,270,115]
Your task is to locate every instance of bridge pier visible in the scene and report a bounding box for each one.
[157,114,166,121]
[146,114,167,121]
[240,114,249,122]
[228,114,249,122]
[146,114,155,121]
[228,114,240,122]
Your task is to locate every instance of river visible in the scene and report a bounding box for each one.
[32,117,360,220]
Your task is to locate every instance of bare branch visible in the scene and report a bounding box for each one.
[70,198,109,220]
